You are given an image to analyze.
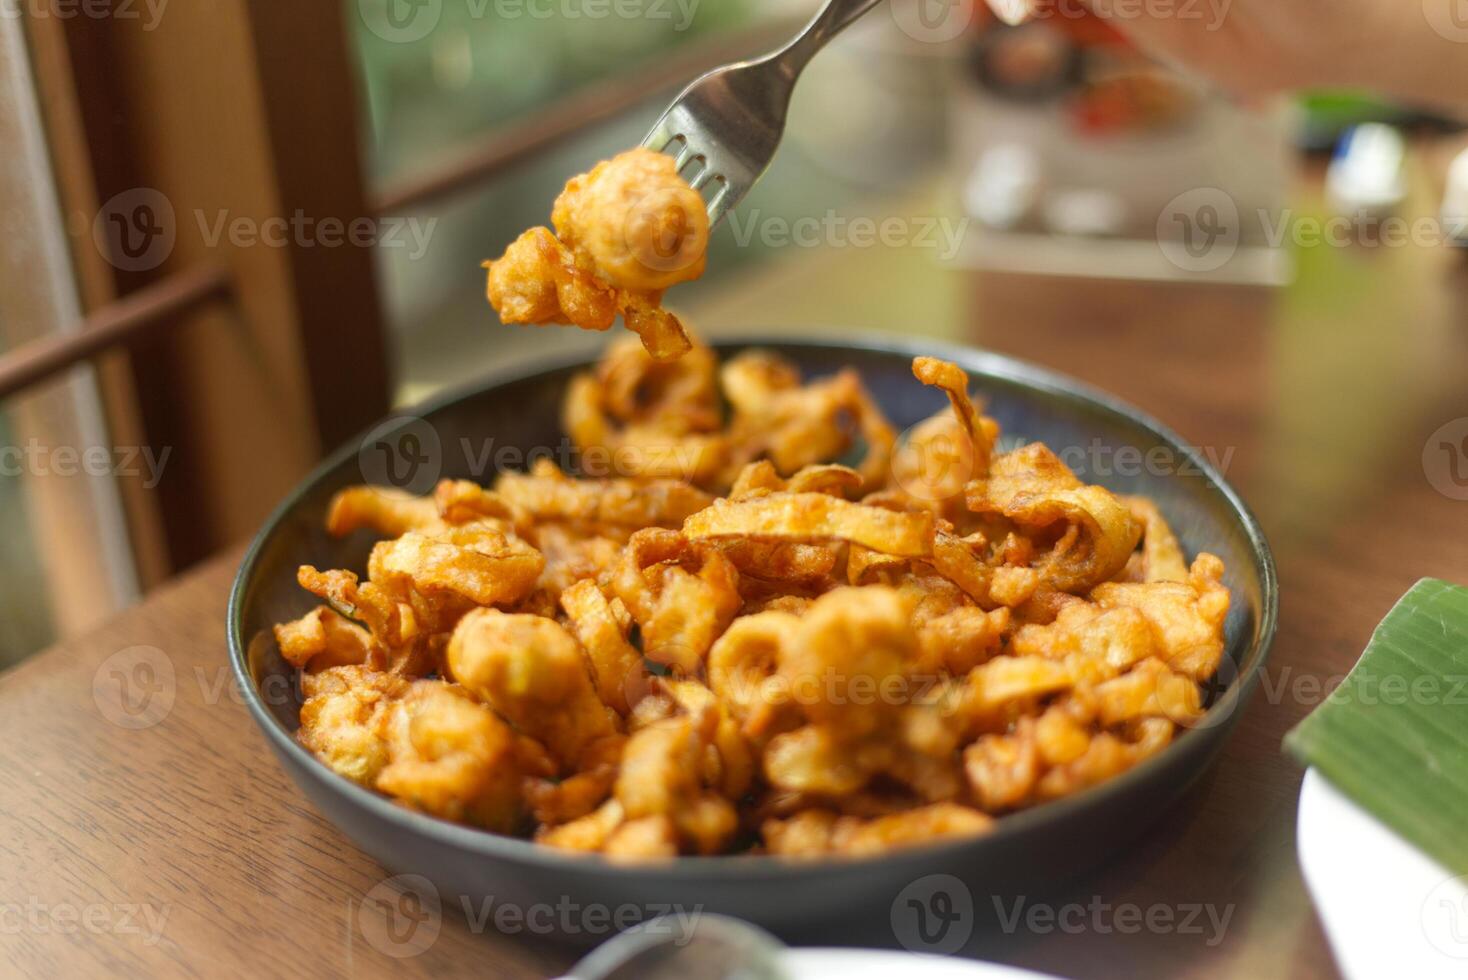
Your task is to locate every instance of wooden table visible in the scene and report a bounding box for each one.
[3,251,1466,978]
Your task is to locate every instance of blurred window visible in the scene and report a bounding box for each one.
[0,20,138,666]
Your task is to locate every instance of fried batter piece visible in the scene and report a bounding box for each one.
[1034,716,1174,801]
[609,528,741,673]
[895,358,1001,516]
[559,579,646,716]
[729,461,864,501]
[563,340,898,494]
[761,587,963,802]
[484,149,709,360]
[537,683,750,858]
[327,481,532,540]
[763,802,993,857]
[1089,553,1230,679]
[296,665,407,786]
[684,494,934,558]
[1116,495,1189,583]
[965,443,1141,595]
[274,606,380,672]
[327,486,444,537]
[707,609,802,739]
[298,667,549,833]
[296,566,439,676]
[562,351,731,487]
[613,717,739,856]
[378,680,548,834]
[494,459,713,536]
[720,352,896,491]
[368,521,545,614]
[446,607,620,770]
[525,523,622,604]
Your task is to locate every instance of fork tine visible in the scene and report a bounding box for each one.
[639,0,884,229]
[707,181,732,218]
[640,119,679,154]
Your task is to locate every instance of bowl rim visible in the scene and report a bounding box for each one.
[227,331,1279,879]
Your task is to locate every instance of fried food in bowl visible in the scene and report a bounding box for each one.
[268,334,1240,863]
[231,336,1275,939]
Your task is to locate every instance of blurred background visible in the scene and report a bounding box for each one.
[1,0,1465,667]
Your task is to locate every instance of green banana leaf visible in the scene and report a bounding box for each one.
[1286,578,1468,875]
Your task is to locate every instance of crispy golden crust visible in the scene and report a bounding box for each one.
[278,336,1231,859]
[484,149,707,360]
[446,608,620,770]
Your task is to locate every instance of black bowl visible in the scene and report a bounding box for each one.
[227,336,1277,947]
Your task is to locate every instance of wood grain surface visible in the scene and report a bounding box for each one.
[2,257,1465,978]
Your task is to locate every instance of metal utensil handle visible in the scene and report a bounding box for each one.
[780,0,886,68]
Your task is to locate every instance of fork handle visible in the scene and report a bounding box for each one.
[780,0,886,69]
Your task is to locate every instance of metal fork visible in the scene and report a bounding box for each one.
[642,0,887,228]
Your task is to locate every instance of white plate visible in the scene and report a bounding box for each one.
[1297,768,1468,979]
[780,948,1057,980]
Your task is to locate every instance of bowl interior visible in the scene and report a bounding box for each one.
[230,336,1274,847]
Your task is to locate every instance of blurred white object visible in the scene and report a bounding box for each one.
[1041,188,1128,238]
[1442,147,1468,248]
[1325,123,1408,222]
[1298,768,1468,980]
[562,913,1062,980]
[984,0,1036,25]
[782,949,1056,980]
[963,143,1041,230]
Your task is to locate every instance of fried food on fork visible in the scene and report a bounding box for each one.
[484,149,709,361]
